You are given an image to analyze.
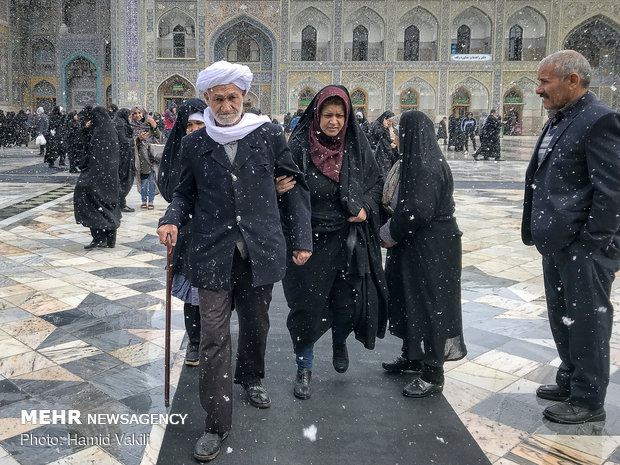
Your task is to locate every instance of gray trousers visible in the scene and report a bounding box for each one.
[197,251,273,433]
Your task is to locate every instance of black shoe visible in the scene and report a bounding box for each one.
[193,431,229,462]
[241,381,271,408]
[185,342,199,366]
[536,384,570,402]
[84,240,106,249]
[402,378,444,398]
[105,229,116,248]
[382,356,423,374]
[543,403,606,424]
[121,206,135,213]
[494,157,503,161]
[294,368,312,400]
[69,168,78,173]
[332,343,349,373]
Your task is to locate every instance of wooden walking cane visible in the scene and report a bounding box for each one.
[165,233,173,407]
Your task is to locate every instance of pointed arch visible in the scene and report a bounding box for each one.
[291,7,332,61]
[396,76,436,113]
[451,77,489,114]
[452,7,492,55]
[398,7,438,61]
[62,53,99,109]
[344,7,385,61]
[32,39,55,74]
[158,8,196,59]
[506,7,546,61]
[157,74,195,112]
[288,76,325,112]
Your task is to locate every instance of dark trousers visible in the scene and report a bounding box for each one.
[542,245,619,409]
[197,251,273,433]
[464,132,476,151]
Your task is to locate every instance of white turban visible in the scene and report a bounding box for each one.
[188,112,204,123]
[195,61,253,94]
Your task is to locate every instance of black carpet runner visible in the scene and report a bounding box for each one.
[157,285,490,465]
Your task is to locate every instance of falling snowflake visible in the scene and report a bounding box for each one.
[303,424,317,442]
[562,316,574,327]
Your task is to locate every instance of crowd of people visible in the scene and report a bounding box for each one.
[0,49,617,463]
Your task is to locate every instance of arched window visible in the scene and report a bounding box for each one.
[456,25,471,54]
[228,35,260,62]
[33,40,55,73]
[352,25,368,61]
[400,88,419,112]
[105,42,111,71]
[508,25,523,61]
[173,25,186,58]
[298,88,315,110]
[404,25,420,61]
[301,26,317,61]
[158,11,196,59]
[350,88,368,116]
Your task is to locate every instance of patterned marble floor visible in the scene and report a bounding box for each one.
[0,143,618,465]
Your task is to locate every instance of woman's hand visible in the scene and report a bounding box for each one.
[139,132,148,140]
[147,117,156,129]
[348,208,367,223]
[380,240,393,248]
[275,175,296,195]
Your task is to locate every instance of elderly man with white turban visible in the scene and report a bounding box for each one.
[157,61,313,462]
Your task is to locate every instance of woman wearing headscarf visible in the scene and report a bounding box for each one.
[46,106,65,168]
[371,110,399,174]
[157,98,207,366]
[380,111,466,398]
[130,106,160,209]
[283,85,388,400]
[74,106,121,249]
[113,108,137,212]
[64,111,82,173]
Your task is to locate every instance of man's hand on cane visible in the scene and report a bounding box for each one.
[157,224,178,246]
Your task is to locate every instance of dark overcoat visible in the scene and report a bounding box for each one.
[522,92,620,256]
[158,123,313,291]
[385,111,466,363]
[73,106,121,230]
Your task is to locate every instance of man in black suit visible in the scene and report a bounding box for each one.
[522,50,620,424]
[157,61,313,462]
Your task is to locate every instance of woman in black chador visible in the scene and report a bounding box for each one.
[370,110,399,174]
[74,106,121,249]
[380,110,466,398]
[156,98,207,366]
[113,108,136,212]
[283,85,388,400]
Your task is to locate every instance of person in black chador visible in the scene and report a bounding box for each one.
[474,109,501,160]
[46,106,65,168]
[436,116,448,145]
[74,106,121,249]
[284,85,388,400]
[370,110,399,174]
[113,108,137,213]
[14,110,30,147]
[156,97,208,366]
[380,110,466,397]
[64,111,82,173]
[447,110,458,150]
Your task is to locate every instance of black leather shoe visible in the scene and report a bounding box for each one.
[294,368,312,400]
[121,206,135,213]
[84,240,106,250]
[242,381,271,408]
[543,402,606,424]
[105,229,116,248]
[402,378,443,398]
[382,356,423,374]
[185,342,199,366]
[194,431,229,462]
[332,343,349,373]
[536,384,570,402]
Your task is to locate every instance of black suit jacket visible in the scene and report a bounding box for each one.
[521,92,620,255]
[159,122,313,290]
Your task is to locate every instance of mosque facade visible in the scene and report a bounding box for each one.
[1,0,619,134]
